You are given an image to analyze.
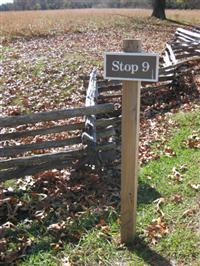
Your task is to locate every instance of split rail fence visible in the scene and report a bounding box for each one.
[0,103,116,182]
[1,26,199,183]
[82,26,200,118]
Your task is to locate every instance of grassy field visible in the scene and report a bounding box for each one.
[0,8,200,266]
[1,9,200,40]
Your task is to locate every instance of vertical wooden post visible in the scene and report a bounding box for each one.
[121,40,142,244]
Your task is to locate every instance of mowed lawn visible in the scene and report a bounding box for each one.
[0,8,200,266]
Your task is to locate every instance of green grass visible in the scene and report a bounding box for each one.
[0,46,13,60]
[18,107,200,266]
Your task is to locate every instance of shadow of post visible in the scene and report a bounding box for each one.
[138,181,161,205]
[128,236,172,266]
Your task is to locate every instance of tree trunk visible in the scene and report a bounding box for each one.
[152,0,166,20]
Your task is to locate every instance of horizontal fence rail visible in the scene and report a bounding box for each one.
[0,103,116,182]
[0,104,114,128]
[1,26,199,183]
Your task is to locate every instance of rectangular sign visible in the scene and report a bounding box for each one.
[104,52,159,82]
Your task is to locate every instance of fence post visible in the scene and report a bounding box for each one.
[121,40,142,244]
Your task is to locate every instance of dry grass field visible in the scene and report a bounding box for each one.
[0,8,200,39]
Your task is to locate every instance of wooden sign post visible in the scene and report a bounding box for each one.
[104,40,159,244]
[121,40,141,244]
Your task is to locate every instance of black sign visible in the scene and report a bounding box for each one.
[104,52,159,82]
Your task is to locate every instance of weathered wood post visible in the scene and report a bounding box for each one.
[104,40,159,245]
[121,40,141,244]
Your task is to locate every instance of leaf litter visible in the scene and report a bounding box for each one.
[0,13,200,264]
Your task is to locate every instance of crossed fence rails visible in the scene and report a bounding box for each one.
[0,26,199,182]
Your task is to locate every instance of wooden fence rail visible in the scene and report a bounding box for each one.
[82,68,117,166]
[0,103,116,181]
[81,27,200,90]
[81,26,200,105]
[0,104,113,128]
[1,26,199,182]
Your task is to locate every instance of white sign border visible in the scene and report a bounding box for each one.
[104,52,159,82]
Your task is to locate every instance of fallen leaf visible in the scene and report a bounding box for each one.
[185,133,200,149]
[171,194,183,203]
[50,241,63,250]
[168,167,184,182]
[144,217,169,245]
[33,210,47,220]
[164,146,176,157]
[47,221,65,232]
[189,183,200,191]
[182,208,196,217]
[2,222,15,229]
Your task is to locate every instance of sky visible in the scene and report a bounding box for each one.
[0,0,13,4]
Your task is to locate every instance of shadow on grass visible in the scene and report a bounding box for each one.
[166,18,193,27]
[138,181,161,205]
[1,165,163,264]
[113,13,194,30]
[128,236,172,266]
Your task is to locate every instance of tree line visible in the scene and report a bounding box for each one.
[0,0,199,11]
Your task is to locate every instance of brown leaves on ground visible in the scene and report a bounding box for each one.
[188,183,200,191]
[50,240,64,251]
[170,194,183,204]
[47,221,66,232]
[144,217,169,245]
[185,131,200,149]
[154,197,165,217]
[168,165,188,182]
[163,146,176,157]
[182,208,197,218]
[0,166,120,263]
[0,226,32,264]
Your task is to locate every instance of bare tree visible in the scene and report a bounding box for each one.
[152,0,166,20]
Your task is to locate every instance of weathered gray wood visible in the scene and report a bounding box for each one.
[172,45,199,53]
[163,50,172,66]
[175,52,200,60]
[142,82,172,92]
[98,84,122,93]
[176,27,200,40]
[0,143,116,182]
[176,34,195,43]
[159,74,174,82]
[99,93,122,100]
[166,43,177,64]
[0,137,82,157]
[0,148,83,169]
[0,126,116,157]
[171,42,200,50]
[159,67,175,75]
[162,55,200,69]
[96,117,121,128]
[84,69,98,145]
[98,83,174,99]
[0,122,85,141]
[160,66,195,77]
[83,125,115,144]
[0,117,120,141]
[0,142,116,170]
[0,104,114,127]
[176,31,198,42]
[0,160,74,182]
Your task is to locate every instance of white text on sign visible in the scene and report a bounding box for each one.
[104,52,159,82]
[112,61,150,74]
